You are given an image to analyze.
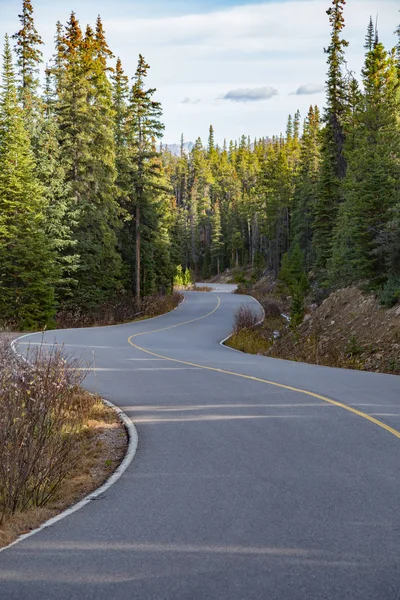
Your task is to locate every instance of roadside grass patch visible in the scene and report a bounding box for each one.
[226,328,271,354]
[226,303,286,355]
[0,338,127,548]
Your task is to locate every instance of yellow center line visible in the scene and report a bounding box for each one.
[128,294,221,339]
[128,295,400,441]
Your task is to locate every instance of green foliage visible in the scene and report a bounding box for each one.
[0,36,56,329]
[183,268,192,286]
[2,0,400,330]
[345,334,364,358]
[378,277,400,308]
[174,265,184,288]
[279,244,308,328]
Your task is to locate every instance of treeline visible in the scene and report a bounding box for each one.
[1,0,399,330]
[0,1,173,329]
[164,0,400,308]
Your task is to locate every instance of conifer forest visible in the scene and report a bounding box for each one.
[0,0,399,330]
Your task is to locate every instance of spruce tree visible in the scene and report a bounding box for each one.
[55,13,122,309]
[313,0,349,273]
[330,41,400,286]
[0,36,55,329]
[365,16,375,53]
[211,202,223,274]
[12,0,43,127]
[292,105,321,269]
[123,54,165,302]
[36,72,79,300]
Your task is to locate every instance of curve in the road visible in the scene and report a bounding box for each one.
[2,287,400,600]
[128,298,400,441]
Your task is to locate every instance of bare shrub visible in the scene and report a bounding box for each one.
[260,298,281,318]
[0,339,95,523]
[233,305,260,333]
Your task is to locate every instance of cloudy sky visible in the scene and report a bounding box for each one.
[0,0,398,144]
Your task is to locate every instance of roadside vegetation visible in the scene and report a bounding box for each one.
[55,292,182,329]
[0,338,127,548]
[225,271,400,375]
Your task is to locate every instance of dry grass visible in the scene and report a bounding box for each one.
[0,338,127,548]
[56,292,182,329]
[226,329,271,354]
[191,285,214,292]
[0,395,126,548]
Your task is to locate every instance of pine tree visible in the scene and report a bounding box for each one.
[12,0,43,125]
[313,0,349,273]
[36,71,79,300]
[124,54,165,302]
[292,105,321,269]
[56,13,122,308]
[211,201,223,274]
[0,36,55,329]
[111,57,129,151]
[365,16,375,53]
[330,41,400,286]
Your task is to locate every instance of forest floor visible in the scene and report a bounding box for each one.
[214,269,400,376]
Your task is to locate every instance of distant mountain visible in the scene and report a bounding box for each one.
[161,141,195,156]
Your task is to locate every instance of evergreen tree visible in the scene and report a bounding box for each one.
[12,0,43,125]
[365,16,375,53]
[56,13,122,308]
[313,0,349,273]
[211,201,223,274]
[0,36,55,328]
[330,41,400,286]
[36,72,79,299]
[123,54,165,302]
[292,105,321,269]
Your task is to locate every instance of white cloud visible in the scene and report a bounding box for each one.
[0,0,398,143]
[181,97,201,104]
[291,84,325,96]
[222,86,278,102]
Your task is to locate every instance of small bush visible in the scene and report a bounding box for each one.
[345,334,364,358]
[260,298,281,318]
[0,340,95,523]
[378,276,400,308]
[233,305,260,333]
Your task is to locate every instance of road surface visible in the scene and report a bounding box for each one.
[1,287,400,599]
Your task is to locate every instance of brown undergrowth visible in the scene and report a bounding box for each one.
[227,276,400,375]
[0,339,127,548]
[191,285,214,292]
[225,302,286,355]
[268,287,400,374]
[56,292,182,329]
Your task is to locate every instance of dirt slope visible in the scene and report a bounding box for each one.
[268,287,400,375]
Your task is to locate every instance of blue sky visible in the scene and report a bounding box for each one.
[0,0,399,144]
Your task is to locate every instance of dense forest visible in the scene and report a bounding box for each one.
[0,0,399,329]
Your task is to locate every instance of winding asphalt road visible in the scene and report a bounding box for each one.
[2,287,400,599]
